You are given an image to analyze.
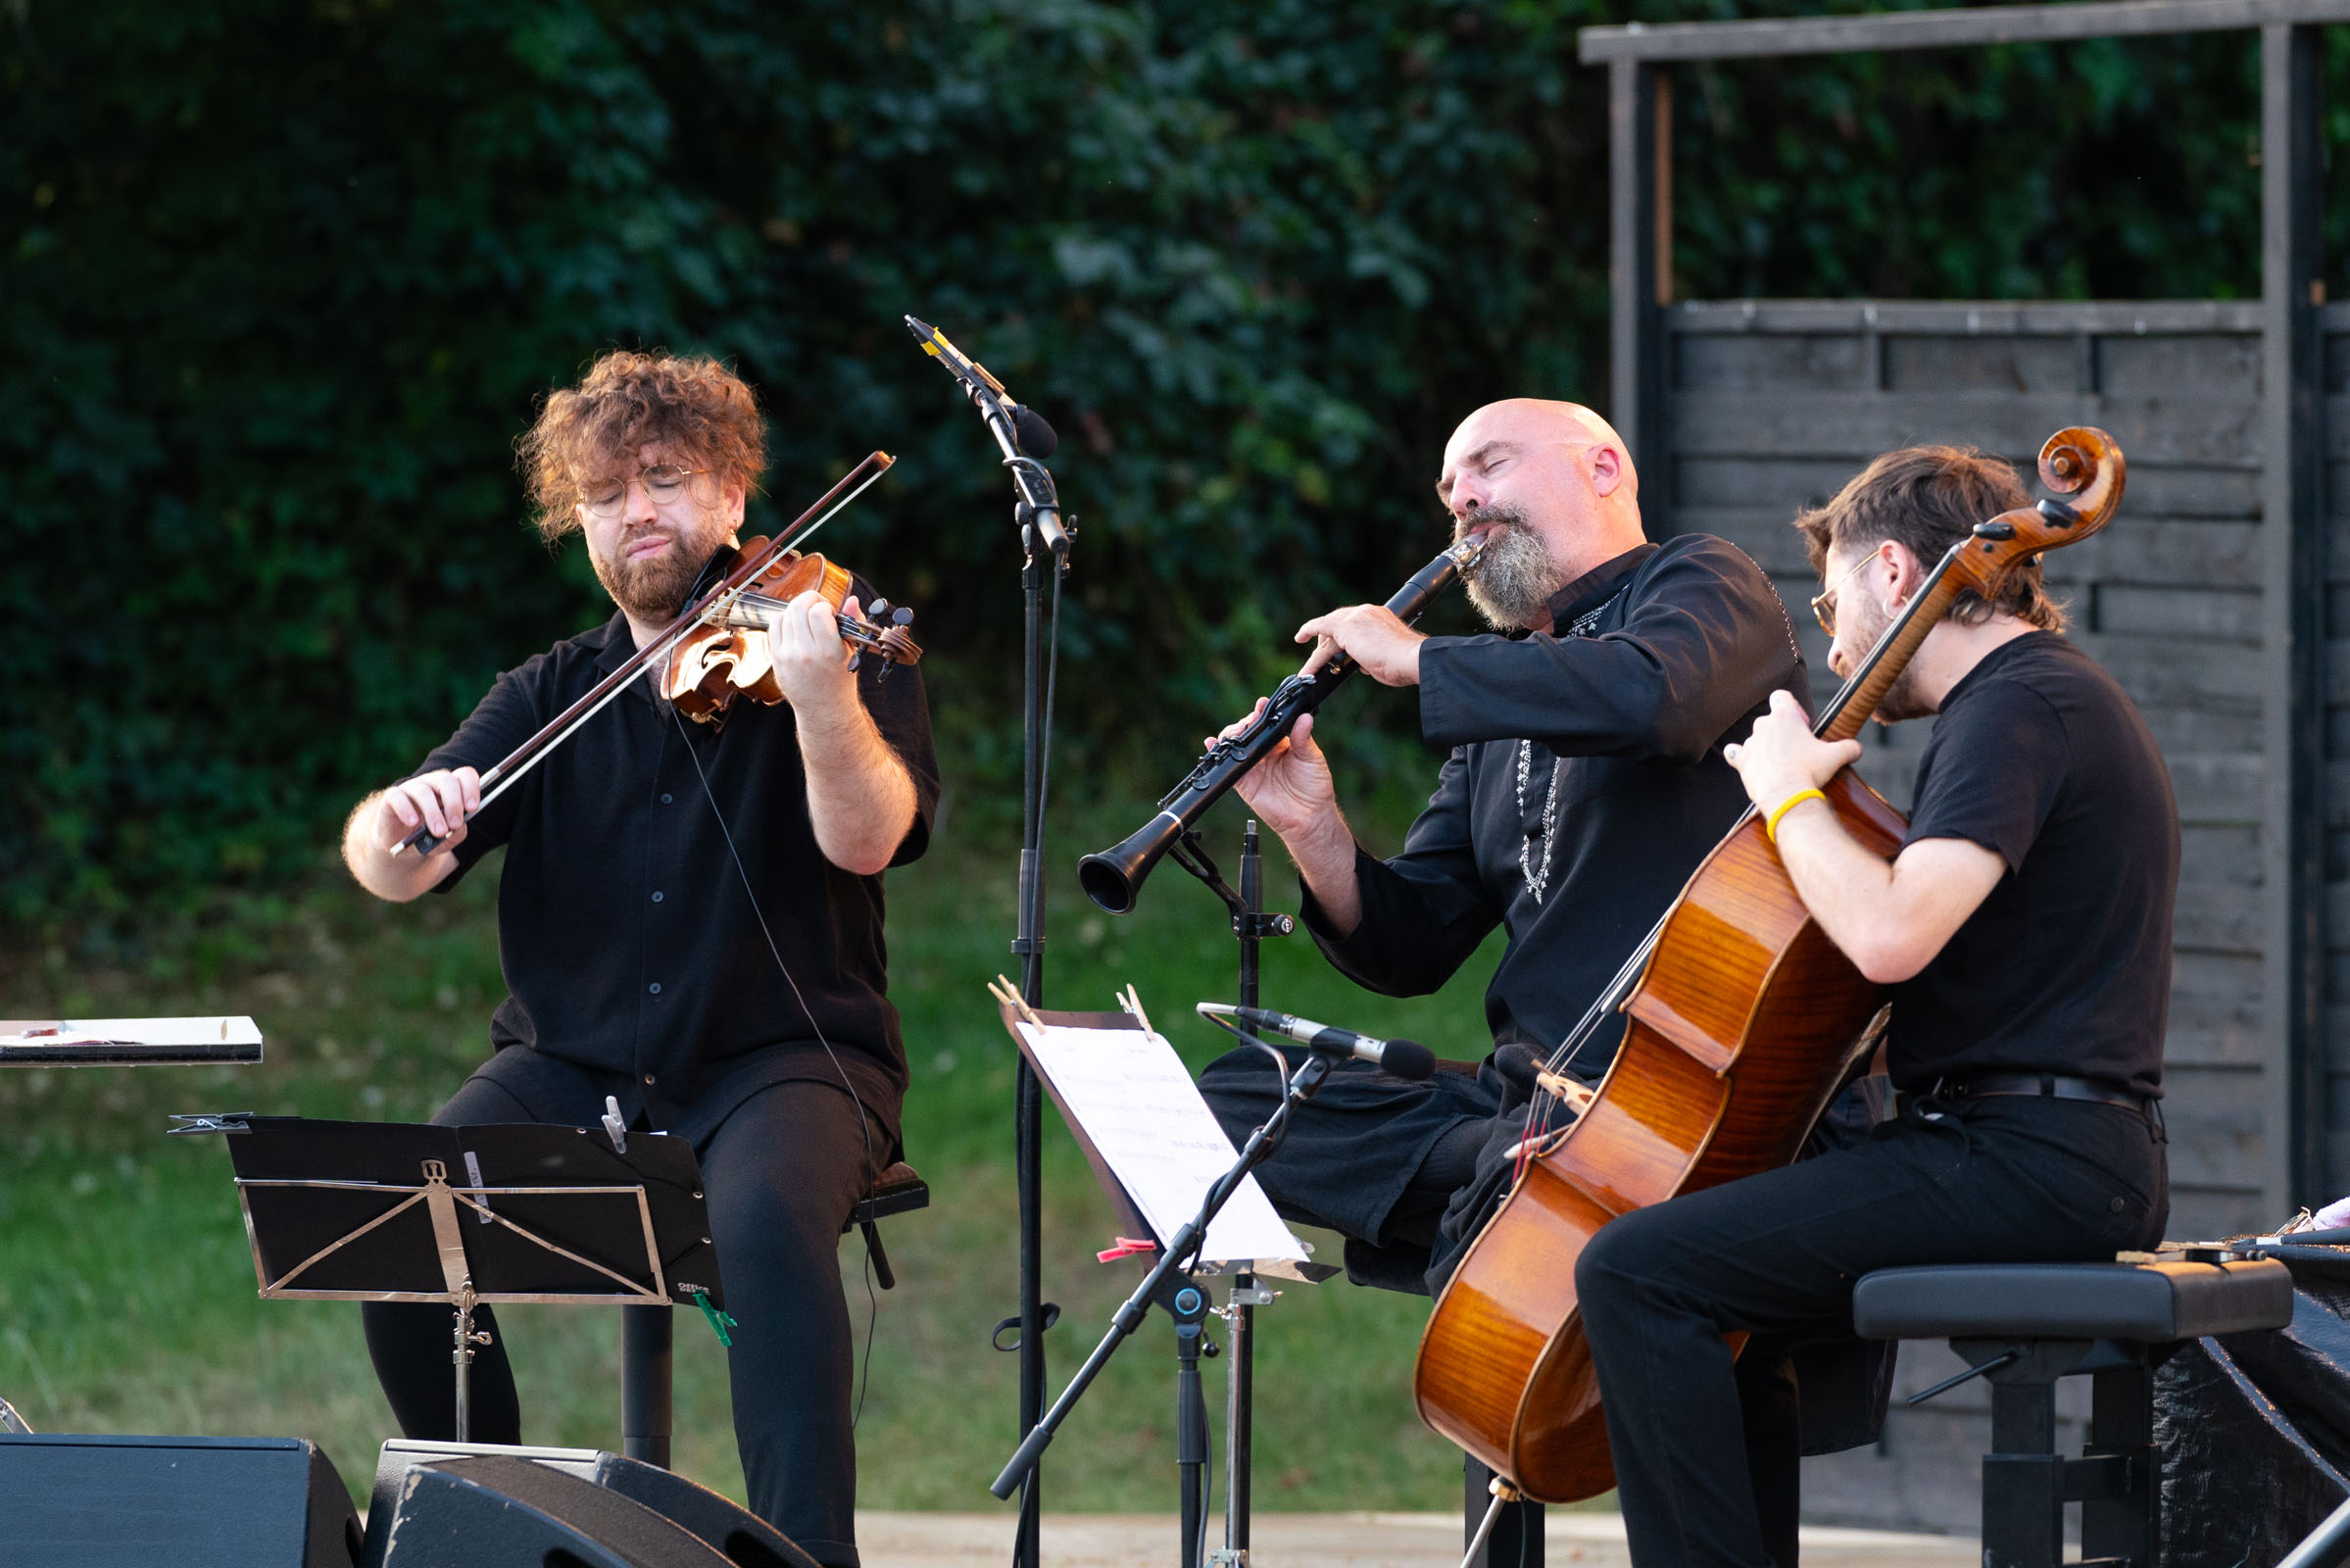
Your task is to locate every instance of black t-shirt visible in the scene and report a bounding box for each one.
[415,594,939,1122]
[1888,632,2178,1097]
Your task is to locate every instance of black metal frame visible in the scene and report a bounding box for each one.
[1580,0,2340,1219]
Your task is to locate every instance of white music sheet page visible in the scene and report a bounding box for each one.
[1018,1021,1307,1265]
[0,1016,261,1048]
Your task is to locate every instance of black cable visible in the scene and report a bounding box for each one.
[1019,557,1066,942]
[854,1234,882,1431]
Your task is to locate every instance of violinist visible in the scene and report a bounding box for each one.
[1573,445,2176,1568]
[1199,398,1805,1294]
[339,350,937,1568]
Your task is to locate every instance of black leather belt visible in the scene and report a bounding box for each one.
[1934,1072,2148,1110]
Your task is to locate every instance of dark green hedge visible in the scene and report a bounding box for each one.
[0,0,2301,924]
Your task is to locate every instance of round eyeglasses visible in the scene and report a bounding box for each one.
[580,465,710,520]
[1809,552,1878,636]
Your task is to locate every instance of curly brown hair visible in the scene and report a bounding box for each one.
[1792,445,2068,632]
[516,350,768,541]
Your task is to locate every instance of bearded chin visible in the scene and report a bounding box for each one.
[1462,514,1567,631]
[590,540,709,624]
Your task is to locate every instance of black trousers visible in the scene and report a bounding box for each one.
[358,1051,884,1567]
[1197,1047,1518,1292]
[1575,1093,2169,1568]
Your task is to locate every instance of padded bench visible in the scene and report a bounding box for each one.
[1853,1257,2294,1568]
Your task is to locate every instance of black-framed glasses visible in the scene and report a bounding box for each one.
[1809,552,1877,636]
[580,466,710,520]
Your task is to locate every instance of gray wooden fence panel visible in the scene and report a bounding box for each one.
[1661,301,2277,1245]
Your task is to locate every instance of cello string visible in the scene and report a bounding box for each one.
[1531,542,1974,1081]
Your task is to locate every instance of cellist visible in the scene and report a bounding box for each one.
[1574,444,2177,1568]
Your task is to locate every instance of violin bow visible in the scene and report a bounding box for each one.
[392,450,896,858]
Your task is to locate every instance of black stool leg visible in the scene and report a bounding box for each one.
[1984,1376,2063,1568]
[2082,1361,2154,1568]
[1464,1454,1544,1568]
[623,1303,673,1469]
[860,1219,897,1291]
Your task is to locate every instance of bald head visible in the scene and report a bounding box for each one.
[1436,400,1639,514]
[1432,400,1646,631]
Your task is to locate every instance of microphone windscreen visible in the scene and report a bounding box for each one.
[1382,1039,1438,1081]
[1010,404,1059,459]
[1493,1043,1543,1097]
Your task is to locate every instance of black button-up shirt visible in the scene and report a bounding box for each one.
[417,596,939,1130]
[1302,535,1805,1062]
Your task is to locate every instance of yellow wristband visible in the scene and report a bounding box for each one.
[1765,788,1827,844]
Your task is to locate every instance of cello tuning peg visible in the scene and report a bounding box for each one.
[866,598,894,621]
[846,651,862,673]
[893,607,914,626]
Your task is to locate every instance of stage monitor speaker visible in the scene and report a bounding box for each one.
[375,1453,793,1568]
[0,1432,362,1568]
[367,1442,815,1568]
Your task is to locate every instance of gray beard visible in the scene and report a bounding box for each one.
[1461,511,1568,631]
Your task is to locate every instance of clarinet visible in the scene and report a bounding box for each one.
[1077,535,1486,914]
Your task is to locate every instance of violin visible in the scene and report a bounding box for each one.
[1410,427,2128,1502]
[662,540,921,723]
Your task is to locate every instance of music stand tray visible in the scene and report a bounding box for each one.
[202,1116,721,1442]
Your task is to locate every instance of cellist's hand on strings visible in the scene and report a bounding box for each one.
[1721,690,1859,828]
[764,588,861,719]
[1724,688,2002,985]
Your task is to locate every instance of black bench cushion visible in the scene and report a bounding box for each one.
[846,1161,929,1228]
[1851,1258,2292,1343]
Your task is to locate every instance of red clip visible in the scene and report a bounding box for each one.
[1097,1237,1158,1263]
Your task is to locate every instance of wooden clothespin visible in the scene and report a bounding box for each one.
[988,974,1044,1027]
[1114,983,1156,1039]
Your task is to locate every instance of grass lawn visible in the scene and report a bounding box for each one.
[0,796,1525,1515]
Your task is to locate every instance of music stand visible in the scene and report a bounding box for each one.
[192,1115,721,1442]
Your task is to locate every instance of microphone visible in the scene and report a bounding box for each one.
[904,315,1058,458]
[1009,403,1059,460]
[906,315,1068,554]
[1196,1003,1437,1081]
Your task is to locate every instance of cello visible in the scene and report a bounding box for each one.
[1411,426,2127,1502]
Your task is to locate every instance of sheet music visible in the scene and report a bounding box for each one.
[0,1016,261,1049]
[1018,1021,1307,1265]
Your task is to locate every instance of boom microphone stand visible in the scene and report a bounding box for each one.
[906,317,1067,1568]
[1163,822,1296,1563]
